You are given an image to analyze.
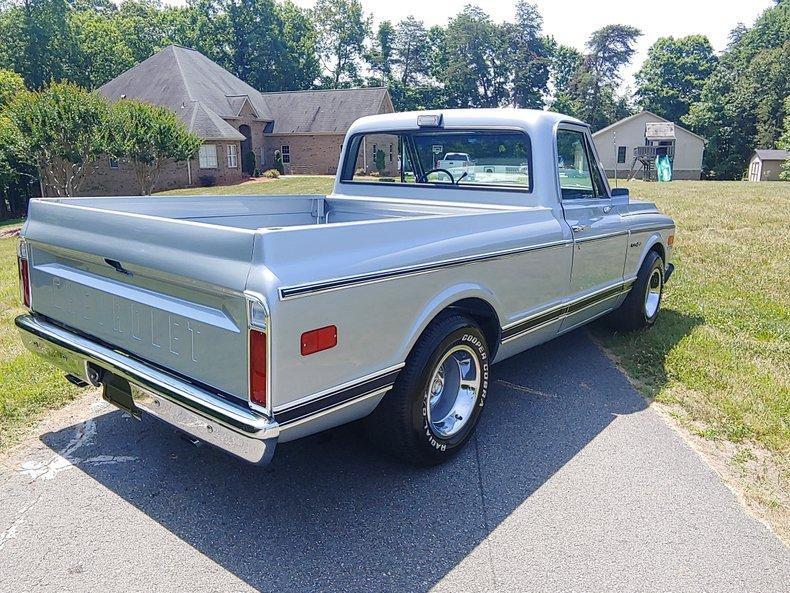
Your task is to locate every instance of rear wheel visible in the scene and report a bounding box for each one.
[364,312,490,465]
[611,250,665,331]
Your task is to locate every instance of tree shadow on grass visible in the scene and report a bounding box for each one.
[37,324,700,592]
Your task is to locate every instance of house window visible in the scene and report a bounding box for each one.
[227,144,238,168]
[281,145,290,164]
[199,144,218,169]
[108,157,119,169]
[389,144,393,162]
[617,146,627,164]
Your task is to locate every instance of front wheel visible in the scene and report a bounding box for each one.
[610,250,665,331]
[364,312,490,465]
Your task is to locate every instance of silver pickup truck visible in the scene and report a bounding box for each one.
[16,109,675,466]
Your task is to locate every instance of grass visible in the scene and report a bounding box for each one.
[159,174,334,196]
[2,177,788,468]
[0,235,81,450]
[594,180,789,459]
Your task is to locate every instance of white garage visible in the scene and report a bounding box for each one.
[593,111,706,181]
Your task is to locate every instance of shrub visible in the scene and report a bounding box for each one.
[263,168,280,178]
[274,150,285,174]
[243,150,256,175]
[374,148,386,174]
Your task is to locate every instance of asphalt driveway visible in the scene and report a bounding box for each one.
[0,330,787,592]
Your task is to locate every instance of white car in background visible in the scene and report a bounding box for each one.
[436,152,476,182]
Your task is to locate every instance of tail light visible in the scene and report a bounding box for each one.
[17,240,30,308]
[249,329,267,408]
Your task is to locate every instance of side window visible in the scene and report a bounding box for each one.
[556,130,607,199]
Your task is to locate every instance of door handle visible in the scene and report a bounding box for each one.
[602,205,612,213]
[571,224,589,233]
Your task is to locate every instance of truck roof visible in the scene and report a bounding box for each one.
[347,108,586,136]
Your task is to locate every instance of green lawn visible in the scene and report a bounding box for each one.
[2,178,788,469]
[159,174,334,196]
[0,231,81,449]
[594,180,789,460]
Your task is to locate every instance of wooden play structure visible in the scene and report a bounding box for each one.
[627,122,676,181]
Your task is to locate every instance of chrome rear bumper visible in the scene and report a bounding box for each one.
[15,314,279,465]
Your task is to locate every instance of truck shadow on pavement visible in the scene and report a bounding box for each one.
[40,329,667,592]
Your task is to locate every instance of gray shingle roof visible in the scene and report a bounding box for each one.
[754,149,790,161]
[98,45,270,141]
[99,46,394,140]
[185,102,244,141]
[261,87,391,134]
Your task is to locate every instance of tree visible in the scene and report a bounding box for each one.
[0,69,25,109]
[0,70,33,217]
[778,97,790,181]
[437,6,509,108]
[313,0,370,88]
[548,42,583,115]
[565,25,641,130]
[108,99,201,195]
[0,0,76,88]
[392,17,431,86]
[113,0,174,64]
[224,0,283,90]
[276,0,321,90]
[0,113,32,216]
[367,20,394,81]
[684,1,789,179]
[504,1,550,109]
[68,9,136,88]
[635,35,717,122]
[10,82,110,196]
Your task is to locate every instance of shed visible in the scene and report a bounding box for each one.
[592,111,706,180]
[748,150,789,181]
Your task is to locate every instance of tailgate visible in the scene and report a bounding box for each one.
[23,198,257,401]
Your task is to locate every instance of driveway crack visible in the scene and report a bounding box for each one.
[473,434,498,591]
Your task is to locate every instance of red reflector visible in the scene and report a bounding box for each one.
[249,329,267,407]
[301,325,337,356]
[18,256,30,308]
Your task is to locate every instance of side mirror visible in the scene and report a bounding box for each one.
[611,187,629,205]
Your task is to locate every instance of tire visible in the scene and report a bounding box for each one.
[364,312,490,465]
[611,250,665,331]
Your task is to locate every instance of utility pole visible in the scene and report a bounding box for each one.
[613,132,618,188]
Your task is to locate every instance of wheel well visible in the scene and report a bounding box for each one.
[648,241,665,264]
[446,297,501,358]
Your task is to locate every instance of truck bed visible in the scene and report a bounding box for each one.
[21,193,508,403]
[54,194,492,230]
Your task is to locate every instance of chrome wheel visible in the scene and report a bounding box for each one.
[644,268,663,318]
[426,345,481,438]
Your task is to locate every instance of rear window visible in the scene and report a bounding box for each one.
[341,130,532,192]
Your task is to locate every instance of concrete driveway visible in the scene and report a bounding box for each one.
[0,330,787,592]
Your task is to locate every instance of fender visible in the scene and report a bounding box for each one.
[397,282,504,365]
[628,229,670,280]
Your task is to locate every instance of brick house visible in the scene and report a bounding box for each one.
[81,45,394,195]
